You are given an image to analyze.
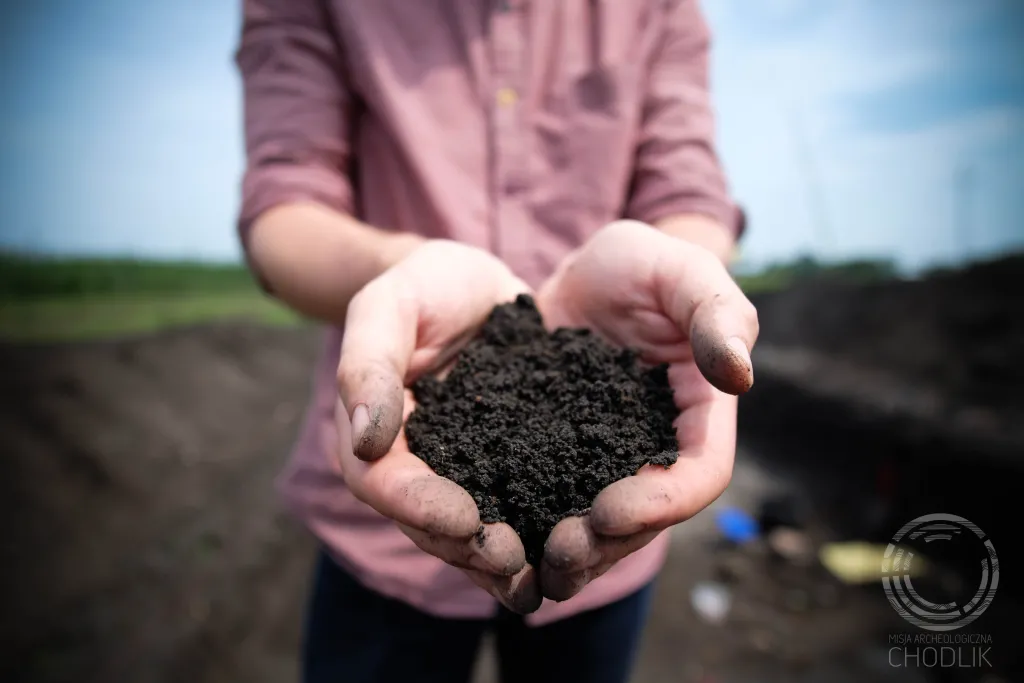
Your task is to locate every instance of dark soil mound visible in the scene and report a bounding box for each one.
[405,295,680,565]
[0,322,322,683]
[747,253,1024,464]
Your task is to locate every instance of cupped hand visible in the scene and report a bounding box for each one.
[535,220,759,601]
[335,240,542,613]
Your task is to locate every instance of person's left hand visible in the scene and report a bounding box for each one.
[534,220,759,601]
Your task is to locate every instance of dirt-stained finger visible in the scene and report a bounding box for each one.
[543,516,601,572]
[590,457,733,536]
[689,294,757,395]
[345,393,405,462]
[336,352,406,463]
[588,475,669,536]
[473,522,528,576]
[398,524,477,569]
[398,522,526,576]
[649,233,758,395]
[385,475,481,538]
[539,561,591,602]
[466,565,542,614]
[540,525,659,602]
[594,529,661,565]
[336,272,420,461]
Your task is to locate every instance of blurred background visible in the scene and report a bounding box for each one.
[1,1,1021,682]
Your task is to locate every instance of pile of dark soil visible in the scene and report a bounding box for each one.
[405,295,679,565]
[750,254,1024,415]
[0,323,322,683]
[746,253,1024,463]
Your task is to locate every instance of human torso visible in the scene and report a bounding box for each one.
[281,0,673,625]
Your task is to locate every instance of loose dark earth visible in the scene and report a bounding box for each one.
[405,294,680,565]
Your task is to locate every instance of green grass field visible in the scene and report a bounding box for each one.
[0,252,902,342]
[0,255,301,342]
[0,291,301,342]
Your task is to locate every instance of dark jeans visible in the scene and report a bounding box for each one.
[303,550,654,683]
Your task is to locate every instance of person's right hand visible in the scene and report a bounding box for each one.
[334,240,543,614]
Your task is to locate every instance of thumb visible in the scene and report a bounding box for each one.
[655,238,759,394]
[337,276,417,461]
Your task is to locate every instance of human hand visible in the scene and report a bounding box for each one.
[335,240,542,613]
[535,220,758,601]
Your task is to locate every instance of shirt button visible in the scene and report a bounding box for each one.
[496,87,518,107]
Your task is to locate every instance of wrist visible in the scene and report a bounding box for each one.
[378,232,428,272]
[653,214,736,264]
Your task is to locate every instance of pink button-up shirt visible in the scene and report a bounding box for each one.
[236,0,742,626]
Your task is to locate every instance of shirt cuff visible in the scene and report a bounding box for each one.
[628,196,747,242]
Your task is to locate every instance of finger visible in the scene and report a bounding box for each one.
[541,526,659,601]
[362,469,480,538]
[595,529,661,565]
[689,294,757,395]
[398,523,478,570]
[338,276,417,461]
[540,563,590,602]
[544,520,660,572]
[544,516,600,573]
[473,523,528,575]
[466,565,543,615]
[547,561,617,602]
[589,453,734,536]
[654,240,759,394]
[398,522,526,576]
[338,402,481,537]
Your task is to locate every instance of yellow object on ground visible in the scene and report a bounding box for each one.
[819,542,927,584]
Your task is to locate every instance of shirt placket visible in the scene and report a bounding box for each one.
[488,0,529,260]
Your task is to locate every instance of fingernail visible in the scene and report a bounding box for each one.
[726,336,754,388]
[351,403,370,451]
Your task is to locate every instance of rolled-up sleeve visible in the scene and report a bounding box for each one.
[625,0,745,238]
[235,0,355,253]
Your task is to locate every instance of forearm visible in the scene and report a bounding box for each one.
[654,213,736,265]
[247,202,425,325]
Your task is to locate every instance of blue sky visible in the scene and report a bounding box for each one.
[1,0,1022,271]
